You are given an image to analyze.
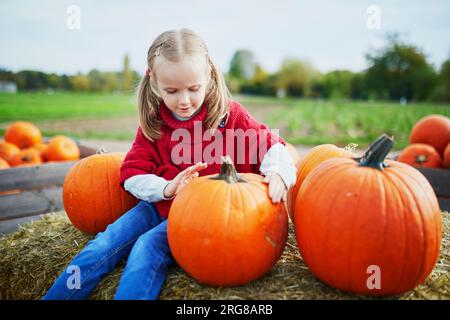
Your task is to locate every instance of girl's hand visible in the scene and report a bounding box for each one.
[163,162,208,198]
[263,171,287,204]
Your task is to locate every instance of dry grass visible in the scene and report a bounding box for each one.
[0,211,448,300]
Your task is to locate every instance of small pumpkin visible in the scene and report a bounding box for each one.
[63,152,138,234]
[397,143,442,168]
[168,156,288,287]
[409,114,450,156]
[286,144,355,223]
[4,121,42,149]
[0,157,10,169]
[295,134,442,296]
[44,135,80,162]
[443,142,450,169]
[32,143,48,162]
[9,148,42,167]
[0,141,20,164]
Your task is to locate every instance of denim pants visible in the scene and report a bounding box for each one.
[42,201,173,300]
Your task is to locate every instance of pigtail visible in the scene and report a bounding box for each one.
[204,56,231,131]
[137,72,162,141]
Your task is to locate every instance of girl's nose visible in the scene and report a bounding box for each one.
[178,92,190,105]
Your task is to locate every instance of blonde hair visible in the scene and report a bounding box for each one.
[137,28,231,141]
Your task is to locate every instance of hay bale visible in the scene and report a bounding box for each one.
[0,211,448,300]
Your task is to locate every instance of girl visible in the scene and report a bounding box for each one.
[43,28,296,300]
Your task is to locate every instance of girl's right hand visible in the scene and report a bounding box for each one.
[163,162,208,198]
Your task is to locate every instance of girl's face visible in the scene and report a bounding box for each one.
[155,55,210,119]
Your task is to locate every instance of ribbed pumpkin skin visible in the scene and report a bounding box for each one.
[410,114,450,156]
[287,144,354,223]
[168,173,288,287]
[295,157,442,296]
[63,153,138,234]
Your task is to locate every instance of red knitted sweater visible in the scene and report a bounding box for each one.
[120,100,285,218]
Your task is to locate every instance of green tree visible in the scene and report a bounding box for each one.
[229,50,257,80]
[432,59,450,102]
[121,54,133,92]
[70,73,90,91]
[276,58,320,97]
[366,34,437,101]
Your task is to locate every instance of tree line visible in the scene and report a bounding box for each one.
[1,35,449,103]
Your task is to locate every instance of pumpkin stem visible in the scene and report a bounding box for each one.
[96,147,108,154]
[210,155,246,184]
[357,134,394,170]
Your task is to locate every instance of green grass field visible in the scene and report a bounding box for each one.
[0,92,449,149]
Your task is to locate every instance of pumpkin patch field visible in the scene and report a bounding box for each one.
[0,93,449,300]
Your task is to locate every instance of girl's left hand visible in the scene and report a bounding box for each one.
[263,171,287,204]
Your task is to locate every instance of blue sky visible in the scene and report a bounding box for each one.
[1,0,449,75]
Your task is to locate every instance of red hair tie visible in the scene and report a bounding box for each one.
[145,68,150,77]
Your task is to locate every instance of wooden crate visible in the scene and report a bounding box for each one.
[0,145,97,234]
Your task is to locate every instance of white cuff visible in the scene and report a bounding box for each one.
[124,174,173,203]
[259,143,297,188]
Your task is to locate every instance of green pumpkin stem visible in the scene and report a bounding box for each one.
[211,155,246,184]
[357,134,395,170]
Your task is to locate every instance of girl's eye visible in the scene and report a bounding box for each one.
[166,90,176,94]
[189,87,200,92]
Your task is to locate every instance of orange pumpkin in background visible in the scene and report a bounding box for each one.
[397,143,442,168]
[444,142,450,168]
[9,148,42,167]
[4,121,42,149]
[0,157,10,169]
[63,152,138,234]
[409,114,450,156]
[295,134,442,296]
[44,135,80,162]
[31,143,48,161]
[168,156,288,287]
[0,141,21,164]
[286,144,355,223]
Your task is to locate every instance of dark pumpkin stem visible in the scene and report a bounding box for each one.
[356,134,395,170]
[210,155,246,184]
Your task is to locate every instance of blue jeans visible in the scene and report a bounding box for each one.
[42,201,173,300]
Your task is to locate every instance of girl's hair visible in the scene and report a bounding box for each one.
[138,28,231,141]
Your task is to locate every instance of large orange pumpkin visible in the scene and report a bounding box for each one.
[409,114,450,156]
[0,141,20,164]
[397,143,442,168]
[168,156,288,286]
[63,152,138,234]
[4,121,42,149]
[286,144,355,223]
[9,148,42,167]
[295,135,442,296]
[44,135,80,162]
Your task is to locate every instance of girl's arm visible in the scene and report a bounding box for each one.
[259,142,297,189]
[124,174,174,202]
[124,163,208,203]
